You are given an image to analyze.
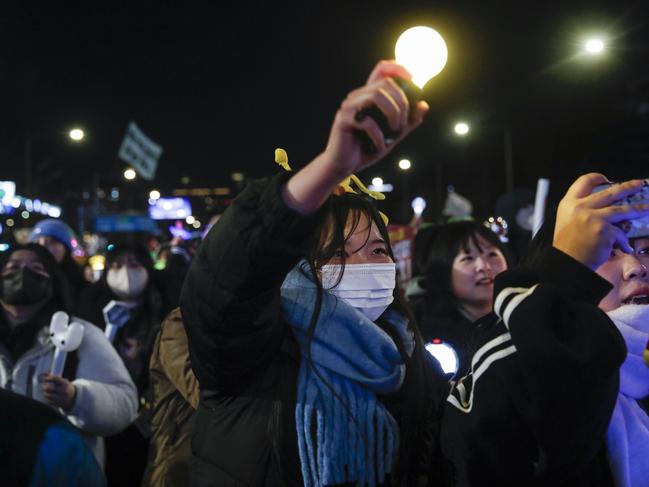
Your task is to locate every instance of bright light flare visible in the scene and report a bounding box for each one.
[425,340,458,375]
[454,122,470,136]
[149,190,161,200]
[398,159,412,170]
[372,177,384,187]
[411,197,427,215]
[395,26,448,89]
[124,168,137,180]
[584,38,605,55]
[69,128,85,141]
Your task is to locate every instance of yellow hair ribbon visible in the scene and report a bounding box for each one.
[349,175,386,201]
[272,148,389,224]
[379,211,389,226]
[275,148,291,172]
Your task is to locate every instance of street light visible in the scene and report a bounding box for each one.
[398,159,412,170]
[372,177,384,187]
[69,128,85,142]
[149,190,161,200]
[584,37,605,55]
[454,122,470,136]
[123,168,137,181]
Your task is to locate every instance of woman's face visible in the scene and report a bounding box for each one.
[451,233,508,310]
[596,238,649,312]
[2,250,50,279]
[321,212,393,266]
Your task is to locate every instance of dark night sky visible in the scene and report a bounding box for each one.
[2,1,649,224]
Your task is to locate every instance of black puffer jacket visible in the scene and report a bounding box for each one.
[441,248,624,486]
[180,174,449,487]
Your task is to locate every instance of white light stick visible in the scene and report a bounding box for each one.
[49,311,85,377]
[425,340,459,375]
[102,300,132,344]
[411,197,427,216]
[532,178,550,237]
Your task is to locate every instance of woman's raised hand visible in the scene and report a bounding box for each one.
[553,173,649,270]
[282,60,429,215]
[321,60,429,178]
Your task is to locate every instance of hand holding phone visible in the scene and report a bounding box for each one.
[553,174,649,270]
[592,179,649,239]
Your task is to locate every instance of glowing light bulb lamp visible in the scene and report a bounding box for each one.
[356,26,448,154]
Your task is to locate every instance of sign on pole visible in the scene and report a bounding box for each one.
[117,122,163,180]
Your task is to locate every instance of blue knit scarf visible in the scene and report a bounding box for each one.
[280,261,413,487]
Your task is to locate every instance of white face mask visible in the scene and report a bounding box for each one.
[106,267,149,300]
[320,263,396,321]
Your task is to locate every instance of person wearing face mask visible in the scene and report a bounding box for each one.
[181,60,456,487]
[0,243,138,472]
[77,243,177,486]
[440,175,649,486]
[416,220,509,377]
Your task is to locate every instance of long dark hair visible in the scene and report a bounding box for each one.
[302,192,446,485]
[424,220,509,323]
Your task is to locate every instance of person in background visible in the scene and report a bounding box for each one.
[441,174,649,486]
[155,238,192,303]
[77,242,177,486]
[0,388,105,486]
[29,218,87,304]
[417,220,509,376]
[141,308,199,487]
[0,243,138,471]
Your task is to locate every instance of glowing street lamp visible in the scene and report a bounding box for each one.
[398,159,412,170]
[454,122,470,136]
[69,128,85,142]
[149,190,161,200]
[123,168,137,181]
[584,37,605,55]
[372,177,384,187]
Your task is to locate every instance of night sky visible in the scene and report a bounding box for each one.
[2,1,649,226]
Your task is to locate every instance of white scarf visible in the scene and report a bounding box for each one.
[606,304,649,487]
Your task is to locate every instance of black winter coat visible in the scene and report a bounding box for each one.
[441,248,624,486]
[180,174,449,487]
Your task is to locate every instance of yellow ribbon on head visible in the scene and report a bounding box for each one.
[274,148,389,226]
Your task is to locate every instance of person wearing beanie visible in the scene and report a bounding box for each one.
[29,218,88,305]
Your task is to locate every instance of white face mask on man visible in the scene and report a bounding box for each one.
[106,267,149,300]
[320,263,396,321]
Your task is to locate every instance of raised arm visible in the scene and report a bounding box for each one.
[180,60,428,392]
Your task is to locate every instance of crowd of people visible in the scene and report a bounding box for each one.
[1,59,649,486]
